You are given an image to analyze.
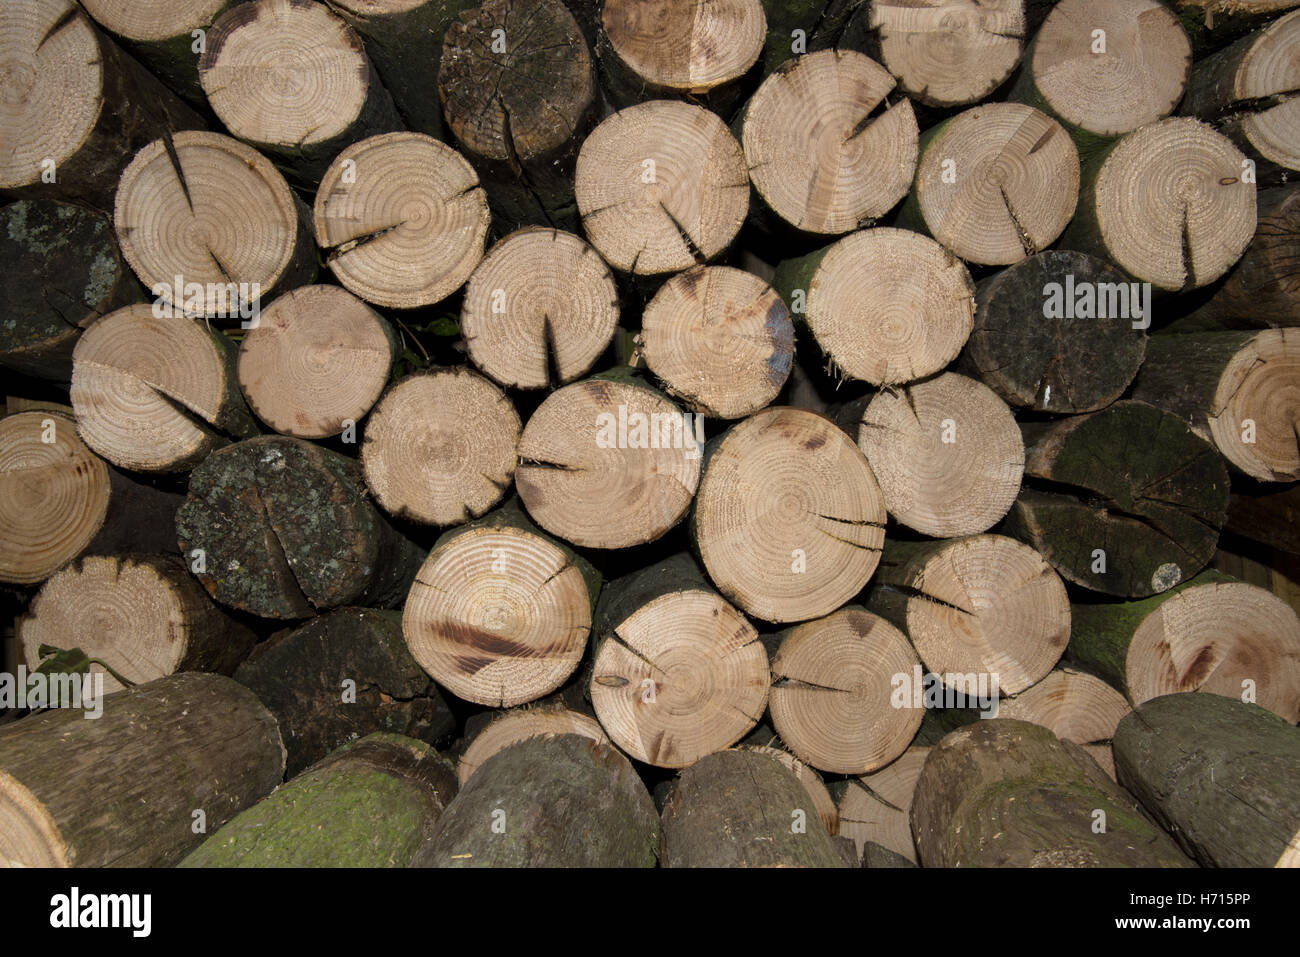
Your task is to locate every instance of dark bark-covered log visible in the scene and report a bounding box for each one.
[197,0,404,187]
[1173,0,1299,56]
[360,368,520,526]
[516,371,701,549]
[1178,185,1300,329]
[413,733,659,866]
[589,553,768,767]
[235,607,456,777]
[176,436,424,619]
[329,0,478,138]
[79,0,242,104]
[1009,0,1191,144]
[237,285,397,440]
[767,606,923,774]
[574,101,749,275]
[1180,10,1300,177]
[0,200,141,381]
[960,250,1148,413]
[81,465,187,558]
[999,667,1132,780]
[758,0,859,76]
[114,131,317,318]
[19,554,254,693]
[403,498,599,707]
[596,0,767,114]
[440,0,600,231]
[1003,400,1230,597]
[660,748,846,867]
[1225,480,1300,556]
[0,0,206,211]
[638,265,793,418]
[739,744,839,836]
[314,132,490,310]
[462,228,620,390]
[834,745,929,864]
[849,373,1023,537]
[863,841,917,868]
[845,0,1026,108]
[1056,118,1256,290]
[866,534,1070,696]
[771,228,973,386]
[898,103,1079,267]
[70,304,259,473]
[1067,569,1300,722]
[738,49,917,235]
[182,733,457,867]
[0,673,284,867]
[911,719,1193,867]
[1131,329,1300,482]
[692,405,886,622]
[457,704,608,784]
[1113,692,1300,867]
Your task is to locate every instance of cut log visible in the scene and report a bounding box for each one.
[0,673,284,867]
[197,0,402,186]
[1058,117,1257,290]
[692,405,886,623]
[1181,185,1300,329]
[328,0,478,138]
[458,705,608,785]
[910,719,1193,867]
[182,733,457,867]
[768,606,923,774]
[440,0,600,230]
[1173,0,1299,55]
[758,0,859,76]
[19,554,254,694]
[515,372,702,549]
[835,746,930,864]
[0,0,205,211]
[1068,570,1300,722]
[902,103,1079,266]
[961,250,1148,413]
[461,228,620,390]
[852,373,1023,537]
[854,0,1025,108]
[80,465,187,559]
[79,0,241,103]
[360,368,520,526]
[1226,481,1300,556]
[1010,0,1192,140]
[0,411,110,585]
[868,534,1070,696]
[739,49,917,234]
[1131,329,1300,482]
[70,303,258,473]
[998,667,1132,779]
[637,265,793,419]
[0,200,141,381]
[234,607,455,777]
[574,100,749,275]
[1181,10,1300,175]
[739,744,839,836]
[413,733,659,866]
[113,131,317,315]
[660,748,846,867]
[1113,692,1300,867]
[1004,400,1230,597]
[772,228,974,386]
[175,435,423,619]
[403,499,598,707]
[597,0,767,111]
[589,553,769,767]
[237,285,397,440]
[314,132,491,310]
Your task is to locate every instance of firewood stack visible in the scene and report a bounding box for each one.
[1,0,1298,870]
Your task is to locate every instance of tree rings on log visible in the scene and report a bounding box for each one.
[836,745,929,864]
[998,668,1131,778]
[314,132,491,309]
[638,265,793,418]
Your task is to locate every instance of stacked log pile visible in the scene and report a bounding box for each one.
[1,0,1299,869]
